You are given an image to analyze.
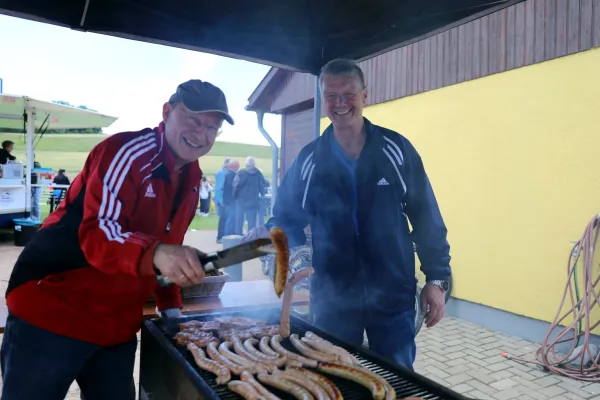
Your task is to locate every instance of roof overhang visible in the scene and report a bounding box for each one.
[0,0,524,73]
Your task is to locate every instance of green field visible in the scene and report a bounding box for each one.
[39,202,221,231]
[2,132,275,231]
[0,133,275,182]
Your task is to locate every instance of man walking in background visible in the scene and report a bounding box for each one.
[214,158,229,243]
[222,159,239,236]
[233,156,265,234]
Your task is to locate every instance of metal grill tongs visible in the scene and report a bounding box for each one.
[156,238,274,287]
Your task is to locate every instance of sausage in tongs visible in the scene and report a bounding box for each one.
[274,369,331,400]
[206,341,251,375]
[227,380,264,400]
[187,343,231,385]
[318,363,386,400]
[280,267,314,338]
[270,334,318,368]
[270,227,290,298]
[290,334,339,363]
[241,371,282,400]
[257,373,315,400]
[285,366,343,400]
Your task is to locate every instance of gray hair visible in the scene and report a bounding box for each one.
[318,59,366,90]
[245,156,256,168]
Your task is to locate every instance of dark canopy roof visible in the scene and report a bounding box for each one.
[0,0,522,73]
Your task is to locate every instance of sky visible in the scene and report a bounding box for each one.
[0,15,281,146]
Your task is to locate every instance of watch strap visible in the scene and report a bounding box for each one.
[427,280,449,291]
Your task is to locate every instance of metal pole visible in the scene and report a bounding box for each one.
[25,104,35,215]
[253,110,278,210]
[313,75,321,139]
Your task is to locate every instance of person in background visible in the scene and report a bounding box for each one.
[222,159,239,236]
[1,79,233,400]
[244,59,451,369]
[233,156,265,234]
[30,156,42,221]
[0,140,16,164]
[198,176,213,216]
[50,169,70,211]
[214,158,230,243]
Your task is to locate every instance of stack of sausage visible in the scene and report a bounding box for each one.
[176,318,420,400]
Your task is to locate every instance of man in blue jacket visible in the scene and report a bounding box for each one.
[246,59,451,369]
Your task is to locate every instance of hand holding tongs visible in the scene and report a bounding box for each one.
[156,238,274,287]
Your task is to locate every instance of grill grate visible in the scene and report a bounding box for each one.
[152,309,469,400]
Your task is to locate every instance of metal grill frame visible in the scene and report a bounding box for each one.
[140,308,473,400]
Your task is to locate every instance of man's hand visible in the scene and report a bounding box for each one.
[420,283,446,328]
[153,243,205,287]
[243,225,270,242]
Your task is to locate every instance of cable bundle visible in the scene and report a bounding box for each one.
[505,214,600,381]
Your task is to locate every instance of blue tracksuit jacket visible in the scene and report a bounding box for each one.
[267,118,451,313]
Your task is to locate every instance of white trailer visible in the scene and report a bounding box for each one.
[0,94,117,227]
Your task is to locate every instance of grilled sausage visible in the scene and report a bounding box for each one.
[219,341,257,368]
[270,335,318,368]
[259,336,281,358]
[187,343,231,385]
[285,366,343,400]
[257,373,315,400]
[318,363,386,400]
[232,335,276,373]
[290,334,338,363]
[286,360,304,368]
[227,380,264,400]
[274,369,331,400]
[241,371,282,400]
[244,338,288,367]
[206,341,251,375]
[300,337,353,365]
[304,332,360,365]
[280,267,314,338]
[350,364,396,400]
[270,227,289,298]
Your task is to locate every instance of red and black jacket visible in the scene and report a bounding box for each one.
[6,124,201,346]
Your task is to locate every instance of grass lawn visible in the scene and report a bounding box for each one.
[189,214,219,230]
[0,132,276,182]
[40,203,220,231]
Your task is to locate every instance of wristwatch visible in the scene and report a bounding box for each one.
[427,280,449,292]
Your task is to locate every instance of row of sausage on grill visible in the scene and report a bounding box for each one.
[174,317,423,400]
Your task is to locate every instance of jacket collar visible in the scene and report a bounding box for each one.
[317,117,383,163]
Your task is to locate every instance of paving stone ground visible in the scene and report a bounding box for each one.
[0,230,598,399]
[415,316,600,399]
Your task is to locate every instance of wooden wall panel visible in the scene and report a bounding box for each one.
[270,0,600,114]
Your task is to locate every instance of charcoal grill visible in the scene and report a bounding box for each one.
[140,308,471,400]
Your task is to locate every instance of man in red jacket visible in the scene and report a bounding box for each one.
[1,80,234,400]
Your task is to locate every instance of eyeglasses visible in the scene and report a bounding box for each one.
[323,92,357,103]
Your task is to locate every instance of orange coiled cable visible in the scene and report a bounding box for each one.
[505,214,600,381]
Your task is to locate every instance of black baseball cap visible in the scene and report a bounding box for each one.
[169,79,234,125]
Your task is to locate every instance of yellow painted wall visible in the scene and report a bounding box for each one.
[320,47,600,324]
